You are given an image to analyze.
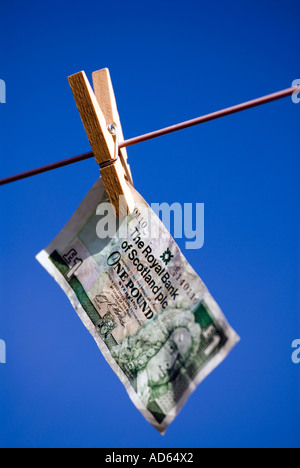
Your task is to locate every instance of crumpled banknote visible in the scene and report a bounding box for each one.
[36,178,239,433]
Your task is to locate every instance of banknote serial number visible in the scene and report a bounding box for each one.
[105,452,194,464]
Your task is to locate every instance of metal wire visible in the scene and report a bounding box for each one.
[1,86,299,186]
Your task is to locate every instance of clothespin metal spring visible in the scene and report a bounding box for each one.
[99,123,119,170]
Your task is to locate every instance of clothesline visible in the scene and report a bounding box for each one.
[0,86,298,186]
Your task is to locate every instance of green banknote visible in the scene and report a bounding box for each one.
[36,178,239,433]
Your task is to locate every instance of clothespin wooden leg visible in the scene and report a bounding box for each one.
[68,71,135,218]
[92,68,133,186]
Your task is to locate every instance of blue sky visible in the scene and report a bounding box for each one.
[0,0,299,448]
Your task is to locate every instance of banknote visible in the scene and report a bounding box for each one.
[36,178,239,433]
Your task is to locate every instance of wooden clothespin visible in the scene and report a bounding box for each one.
[68,69,135,217]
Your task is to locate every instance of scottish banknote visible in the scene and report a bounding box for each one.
[36,178,239,433]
